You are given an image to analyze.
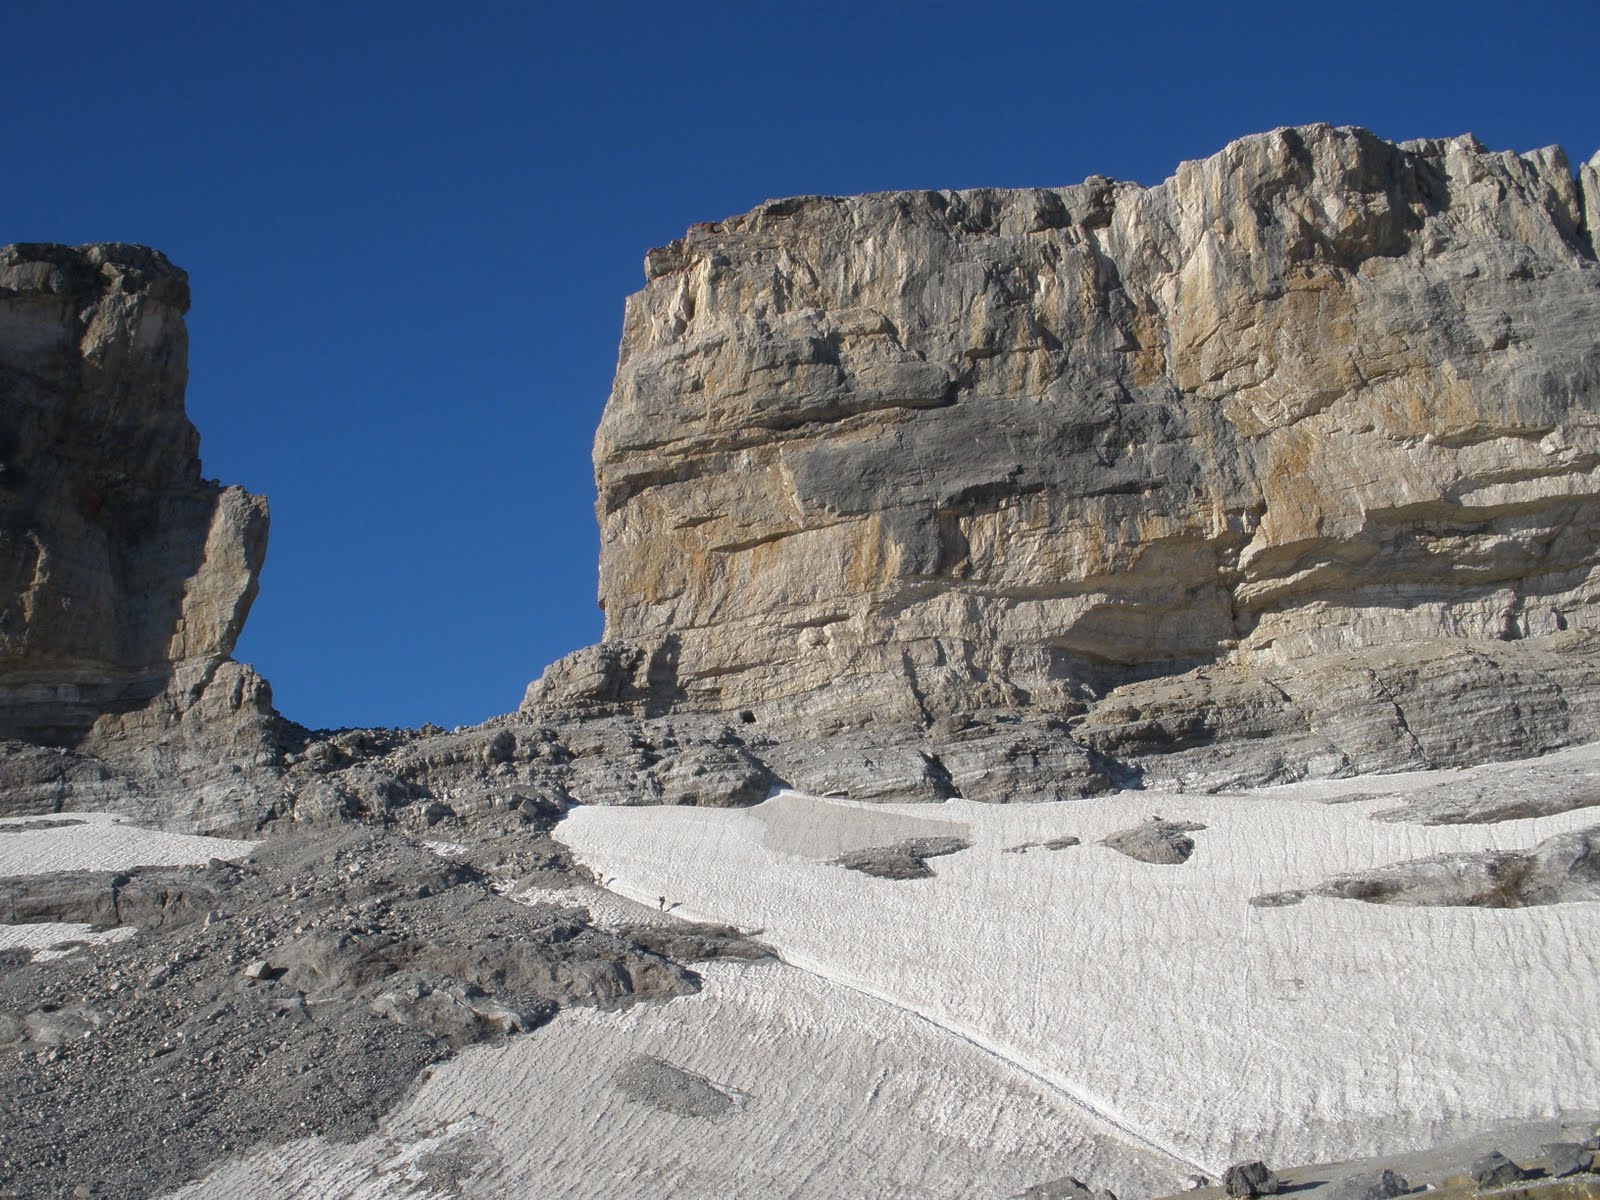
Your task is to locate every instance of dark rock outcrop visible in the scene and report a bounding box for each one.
[0,243,282,832]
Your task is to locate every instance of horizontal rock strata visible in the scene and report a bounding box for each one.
[0,243,282,830]
[531,124,1600,793]
[9,128,1600,825]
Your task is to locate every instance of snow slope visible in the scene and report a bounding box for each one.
[556,766,1600,1181]
[171,953,1189,1200]
[0,812,251,876]
[0,813,252,961]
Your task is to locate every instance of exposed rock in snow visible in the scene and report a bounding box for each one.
[1222,1161,1280,1197]
[1101,819,1206,864]
[833,834,972,879]
[1254,826,1600,908]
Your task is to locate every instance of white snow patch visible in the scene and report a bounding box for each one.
[502,880,674,931]
[0,920,135,961]
[0,811,252,876]
[419,839,469,859]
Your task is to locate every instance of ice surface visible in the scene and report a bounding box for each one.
[557,775,1600,1179]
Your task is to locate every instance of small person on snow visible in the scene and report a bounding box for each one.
[658,895,666,911]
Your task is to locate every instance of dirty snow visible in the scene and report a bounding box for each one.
[169,958,1186,1200]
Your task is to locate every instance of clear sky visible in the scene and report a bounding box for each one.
[6,1,1598,731]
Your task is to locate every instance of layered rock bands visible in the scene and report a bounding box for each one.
[7,125,1600,828]
[0,243,281,830]
[529,124,1600,794]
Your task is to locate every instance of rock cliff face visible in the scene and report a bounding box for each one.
[9,127,1600,828]
[0,243,282,829]
[534,125,1600,792]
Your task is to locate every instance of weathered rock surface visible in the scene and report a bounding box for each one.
[1224,1161,1282,1197]
[1373,746,1600,824]
[531,124,1600,796]
[1471,1152,1531,1189]
[613,1053,746,1117]
[1545,1144,1596,1179]
[1101,818,1205,865]
[12,126,1600,827]
[1253,825,1600,908]
[0,243,282,832]
[831,834,971,879]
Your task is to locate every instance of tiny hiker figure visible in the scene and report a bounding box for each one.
[657,895,666,911]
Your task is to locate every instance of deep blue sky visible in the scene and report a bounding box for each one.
[6,1,1598,731]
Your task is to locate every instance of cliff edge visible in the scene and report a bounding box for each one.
[531,124,1600,796]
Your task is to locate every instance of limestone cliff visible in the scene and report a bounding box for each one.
[532,125,1600,792]
[10,126,1600,828]
[0,243,281,829]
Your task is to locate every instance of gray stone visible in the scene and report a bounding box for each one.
[1542,1143,1594,1178]
[832,836,972,880]
[1470,1152,1530,1189]
[1223,1160,1281,1197]
[1101,819,1203,865]
[1330,1168,1411,1200]
[1011,1175,1117,1200]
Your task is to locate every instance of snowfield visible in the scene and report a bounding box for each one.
[0,812,251,876]
[171,956,1185,1200]
[556,762,1600,1187]
[39,749,1591,1200]
[0,813,251,961]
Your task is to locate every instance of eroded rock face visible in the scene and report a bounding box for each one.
[0,243,281,829]
[534,124,1600,789]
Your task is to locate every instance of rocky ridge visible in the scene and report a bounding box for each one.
[6,126,1600,834]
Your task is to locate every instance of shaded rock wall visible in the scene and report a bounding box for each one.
[0,243,282,829]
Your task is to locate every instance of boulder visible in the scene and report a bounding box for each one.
[1544,1143,1595,1179]
[1471,1151,1530,1189]
[1330,1169,1410,1200]
[1101,819,1204,865]
[1223,1160,1281,1197]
